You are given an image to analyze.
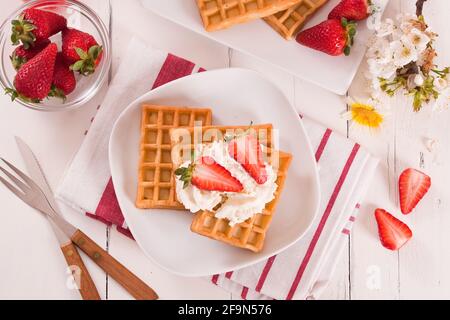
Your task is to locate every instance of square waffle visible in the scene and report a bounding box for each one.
[191,149,292,252]
[196,0,303,32]
[136,105,212,209]
[170,124,292,252]
[264,0,329,39]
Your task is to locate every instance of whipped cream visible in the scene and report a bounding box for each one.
[175,140,278,226]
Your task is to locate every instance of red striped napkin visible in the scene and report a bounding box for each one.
[57,38,379,300]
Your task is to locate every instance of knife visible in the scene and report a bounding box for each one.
[15,137,158,300]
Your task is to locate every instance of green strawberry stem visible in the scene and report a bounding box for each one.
[10,53,26,71]
[5,88,41,104]
[47,85,67,103]
[175,165,195,189]
[342,18,357,56]
[70,45,103,76]
[11,16,36,49]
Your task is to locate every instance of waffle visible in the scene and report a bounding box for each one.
[136,105,212,209]
[170,124,292,252]
[191,149,292,253]
[264,0,329,39]
[196,0,303,32]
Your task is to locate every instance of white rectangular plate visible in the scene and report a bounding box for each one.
[141,0,388,95]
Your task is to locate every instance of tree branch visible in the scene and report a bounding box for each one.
[416,0,428,17]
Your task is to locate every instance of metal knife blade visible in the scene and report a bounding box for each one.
[15,137,58,211]
[15,137,77,238]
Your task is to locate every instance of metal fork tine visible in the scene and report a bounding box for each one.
[0,176,28,204]
[0,158,40,191]
[0,166,30,193]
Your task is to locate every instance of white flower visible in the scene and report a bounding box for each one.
[376,18,395,37]
[414,74,424,86]
[391,40,418,67]
[404,28,430,52]
[433,88,450,112]
[367,38,392,63]
[397,13,416,32]
[367,58,397,79]
[433,77,448,91]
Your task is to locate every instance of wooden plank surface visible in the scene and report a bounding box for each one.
[0,0,449,299]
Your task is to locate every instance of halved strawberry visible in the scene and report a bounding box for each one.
[399,168,431,214]
[228,134,268,185]
[375,209,412,251]
[175,156,243,192]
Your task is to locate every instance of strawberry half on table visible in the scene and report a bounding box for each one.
[10,39,51,70]
[62,28,103,76]
[375,209,413,251]
[11,8,67,49]
[296,18,357,56]
[175,156,244,192]
[329,0,372,21]
[48,52,76,102]
[228,134,268,185]
[5,43,57,103]
[399,168,431,215]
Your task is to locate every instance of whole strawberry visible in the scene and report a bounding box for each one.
[329,0,372,21]
[48,53,76,102]
[296,18,357,56]
[11,9,67,49]
[62,28,103,76]
[10,39,51,70]
[5,43,57,103]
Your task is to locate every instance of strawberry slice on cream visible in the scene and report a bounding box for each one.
[175,139,278,226]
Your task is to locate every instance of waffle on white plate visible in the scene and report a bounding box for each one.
[196,0,302,32]
[264,0,329,39]
[170,124,292,252]
[136,105,212,210]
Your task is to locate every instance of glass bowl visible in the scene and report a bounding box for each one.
[0,0,111,112]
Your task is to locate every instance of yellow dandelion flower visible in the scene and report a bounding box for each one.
[342,98,386,132]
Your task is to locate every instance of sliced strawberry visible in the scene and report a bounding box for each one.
[228,134,268,184]
[175,156,243,192]
[399,168,431,214]
[328,0,372,21]
[375,209,412,251]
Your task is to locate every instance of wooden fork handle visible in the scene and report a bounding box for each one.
[61,242,101,300]
[71,230,158,300]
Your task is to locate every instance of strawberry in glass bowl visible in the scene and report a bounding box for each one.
[0,0,111,111]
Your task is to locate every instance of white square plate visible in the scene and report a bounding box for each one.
[141,0,388,95]
[109,69,320,276]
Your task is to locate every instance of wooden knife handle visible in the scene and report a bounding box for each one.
[71,230,158,300]
[61,242,101,300]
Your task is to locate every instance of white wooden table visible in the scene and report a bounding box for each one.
[0,0,449,300]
